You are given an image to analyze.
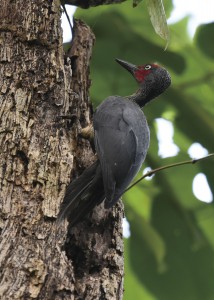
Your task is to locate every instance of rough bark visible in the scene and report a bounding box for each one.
[0,1,124,299]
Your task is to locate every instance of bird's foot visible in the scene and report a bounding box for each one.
[80,124,94,141]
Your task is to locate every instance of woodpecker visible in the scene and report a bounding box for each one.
[57,59,171,225]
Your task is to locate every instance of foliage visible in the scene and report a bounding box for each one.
[145,0,169,46]
[75,2,214,299]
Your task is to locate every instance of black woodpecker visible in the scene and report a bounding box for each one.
[57,59,171,226]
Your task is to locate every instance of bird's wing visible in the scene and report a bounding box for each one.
[94,125,136,202]
[94,96,149,205]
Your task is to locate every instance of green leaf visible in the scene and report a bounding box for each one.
[127,206,167,272]
[195,22,214,59]
[124,240,157,300]
[146,0,170,47]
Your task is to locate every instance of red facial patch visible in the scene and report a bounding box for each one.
[134,64,159,82]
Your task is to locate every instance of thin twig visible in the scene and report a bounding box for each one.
[125,153,214,193]
[62,3,73,36]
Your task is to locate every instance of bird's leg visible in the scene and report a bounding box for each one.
[80,124,95,152]
[80,124,94,141]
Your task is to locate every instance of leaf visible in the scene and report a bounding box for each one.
[194,22,214,59]
[124,240,157,300]
[125,195,167,273]
[146,0,170,48]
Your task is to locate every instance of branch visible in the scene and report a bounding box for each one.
[61,3,73,34]
[125,153,214,193]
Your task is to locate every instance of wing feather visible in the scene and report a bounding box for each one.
[94,96,150,206]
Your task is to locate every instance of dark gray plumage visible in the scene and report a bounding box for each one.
[94,96,149,208]
[57,59,171,226]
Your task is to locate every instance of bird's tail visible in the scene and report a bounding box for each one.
[57,160,105,226]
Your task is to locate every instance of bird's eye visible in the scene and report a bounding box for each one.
[144,65,152,70]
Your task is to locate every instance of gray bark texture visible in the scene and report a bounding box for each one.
[0,1,124,299]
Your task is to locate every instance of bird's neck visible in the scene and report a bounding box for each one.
[126,88,152,108]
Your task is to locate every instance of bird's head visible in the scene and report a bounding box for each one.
[115,58,171,107]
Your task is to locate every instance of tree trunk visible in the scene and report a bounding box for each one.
[0,1,124,299]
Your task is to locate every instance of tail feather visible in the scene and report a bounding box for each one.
[57,160,105,226]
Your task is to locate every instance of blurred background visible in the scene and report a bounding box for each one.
[62,1,214,299]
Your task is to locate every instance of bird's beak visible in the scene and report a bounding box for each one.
[115,58,138,75]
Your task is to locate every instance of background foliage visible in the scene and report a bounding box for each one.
[75,1,214,299]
